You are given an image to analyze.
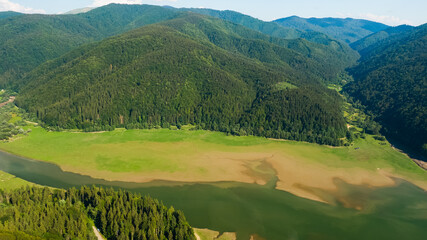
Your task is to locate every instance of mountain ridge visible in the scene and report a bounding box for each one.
[274,16,389,43]
[351,24,415,54]
[0,4,358,89]
[16,16,348,145]
[0,11,22,19]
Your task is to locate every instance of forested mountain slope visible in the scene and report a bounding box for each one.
[64,7,94,14]
[344,24,427,157]
[0,4,358,88]
[351,25,414,54]
[0,11,22,19]
[0,4,180,88]
[159,14,358,83]
[180,8,302,39]
[181,8,353,46]
[274,16,389,43]
[16,19,347,145]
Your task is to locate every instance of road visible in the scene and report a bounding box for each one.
[92,226,105,240]
[0,96,15,108]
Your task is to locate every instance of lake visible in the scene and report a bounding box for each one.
[0,150,426,240]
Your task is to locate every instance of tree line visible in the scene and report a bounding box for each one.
[16,24,348,146]
[0,186,195,240]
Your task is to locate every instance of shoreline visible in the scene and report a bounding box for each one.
[0,125,426,205]
[1,146,426,205]
[413,159,427,171]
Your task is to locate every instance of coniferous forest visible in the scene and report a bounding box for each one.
[0,186,195,240]
[345,23,427,157]
[14,14,350,146]
[0,4,356,89]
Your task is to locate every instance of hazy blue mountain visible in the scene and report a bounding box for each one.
[0,4,181,87]
[179,8,301,39]
[179,8,345,45]
[351,25,414,56]
[274,16,389,43]
[63,7,94,14]
[159,14,358,84]
[0,11,22,19]
[0,4,358,88]
[350,25,414,58]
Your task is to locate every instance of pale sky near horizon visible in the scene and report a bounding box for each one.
[0,0,426,26]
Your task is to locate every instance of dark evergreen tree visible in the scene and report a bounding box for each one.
[15,18,348,146]
[0,186,196,240]
[345,23,427,157]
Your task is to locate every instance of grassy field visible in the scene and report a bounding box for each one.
[0,126,425,202]
[194,229,236,240]
[0,170,34,190]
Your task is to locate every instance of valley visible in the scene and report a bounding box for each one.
[0,2,425,240]
[0,126,426,203]
[0,140,426,240]
[0,98,426,239]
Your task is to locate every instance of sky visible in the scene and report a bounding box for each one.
[0,0,426,26]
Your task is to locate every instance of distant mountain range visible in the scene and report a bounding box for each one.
[274,16,389,43]
[0,4,357,89]
[0,11,22,19]
[64,7,94,15]
[351,25,414,54]
[0,4,180,88]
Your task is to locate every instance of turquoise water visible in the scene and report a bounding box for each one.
[0,150,426,239]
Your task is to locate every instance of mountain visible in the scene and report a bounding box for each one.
[0,4,181,88]
[180,8,302,39]
[0,11,22,19]
[158,14,358,84]
[274,16,389,43]
[344,24,427,157]
[0,4,358,89]
[64,7,94,14]
[351,25,414,54]
[0,13,101,88]
[16,16,347,145]
[180,8,349,46]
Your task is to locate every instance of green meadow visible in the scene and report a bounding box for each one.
[0,126,426,239]
[0,171,34,190]
[194,229,236,240]
[0,126,425,187]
